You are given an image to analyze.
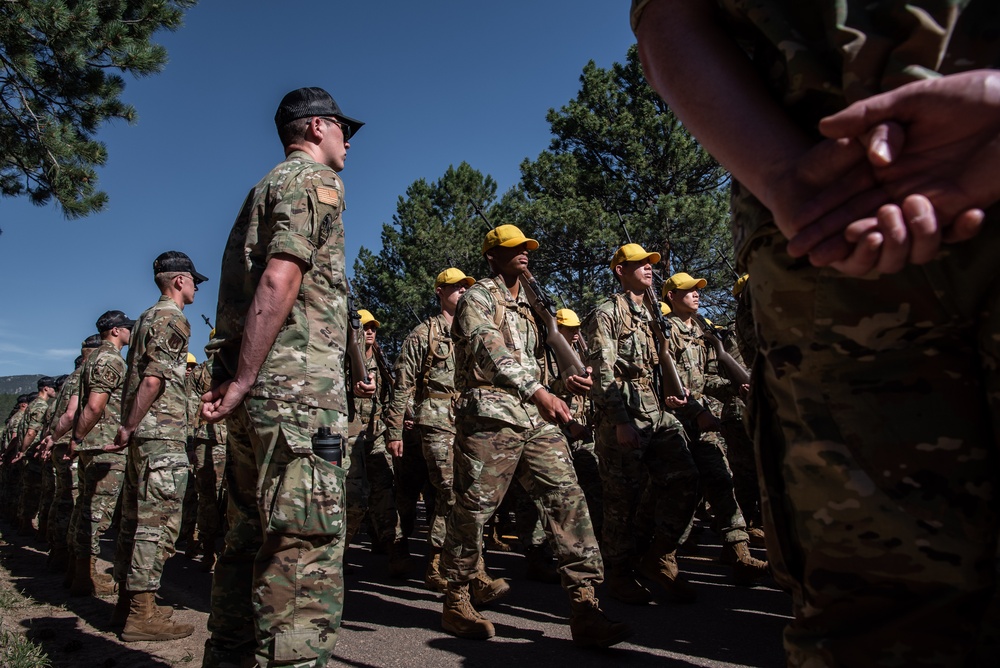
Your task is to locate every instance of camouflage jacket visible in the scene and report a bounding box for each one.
[583,292,661,425]
[635,0,1000,264]
[186,360,227,444]
[122,296,191,442]
[21,394,51,451]
[3,409,26,451]
[452,276,548,430]
[207,150,348,412]
[47,367,83,446]
[665,314,732,421]
[384,313,456,441]
[77,340,127,451]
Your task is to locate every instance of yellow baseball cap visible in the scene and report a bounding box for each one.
[358,309,380,328]
[661,272,707,296]
[659,301,671,316]
[187,352,197,364]
[733,273,749,297]
[610,243,661,271]
[435,268,476,290]
[482,224,539,254]
[556,308,581,327]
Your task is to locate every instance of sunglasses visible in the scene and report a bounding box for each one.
[319,117,351,141]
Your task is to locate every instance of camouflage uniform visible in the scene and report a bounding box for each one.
[583,293,700,568]
[384,313,459,549]
[665,314,751,545]
[112,296,191,593]
[204,150,349,668]
[345,349,401,547]
[73,340,128,558]
[442,276,602,591]
[17,393,52,528]
[184,360,228,551]
[1,408,26,522]
[630,0,1000,664]
[46,368,84,551]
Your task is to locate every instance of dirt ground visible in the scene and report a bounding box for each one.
[0,523,211,667]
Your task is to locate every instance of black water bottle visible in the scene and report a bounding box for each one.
[311,427,342,466]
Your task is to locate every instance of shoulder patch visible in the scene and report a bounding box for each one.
[316,187,340,207]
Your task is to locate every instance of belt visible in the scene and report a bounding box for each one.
[426,391,459,400]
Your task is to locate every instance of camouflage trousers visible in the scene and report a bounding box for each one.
[595,409,700,568]
[181,439,226,542]
[720,416,762,528]
[345,430,402,546]
[38,458,55,531]
[395,426,429,539]
[0,458,18,521]
[73,450,126,557]
[679,425,750,545]
[203,399,346,668]
[441,416,603,591]
[47,444,78,550]
[17,458,43,526]
[418,423,456,549]
[745,224,1000,667]
[112,438,189,591]
[569,437,603,543]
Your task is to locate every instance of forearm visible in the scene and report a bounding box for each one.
[121,376,163,432]
[635,0,811,210]
[50,397,79,442]
[73,394,109,441]
[19,428,37,452]
[232,255,304,390]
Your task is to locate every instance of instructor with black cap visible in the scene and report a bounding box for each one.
[200,86,372,668]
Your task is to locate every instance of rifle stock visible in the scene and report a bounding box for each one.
[692,313,750,386]
[345,279,371,388]
[519,270,589,380]
[642,289,687,399]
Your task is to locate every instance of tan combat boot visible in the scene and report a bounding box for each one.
[637,538,698,604]
[720,540,769,585]
[47,545,69,572]
[62,547,76,589]
[200,534,217,573]
[110,588,173,628]
[121,591,193,642]
[469,560,510,608]
[388,537,412,579]
[425,547,448,593]
[569,586,633,649]
[441,583,495,640]
[605,563,652,605]
[69,557,117,596]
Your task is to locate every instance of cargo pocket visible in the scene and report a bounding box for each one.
[266,454,346,538]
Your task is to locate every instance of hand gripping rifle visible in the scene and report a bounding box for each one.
[468,200,589,380]
[617,214,686,400]
[691,312,750,386]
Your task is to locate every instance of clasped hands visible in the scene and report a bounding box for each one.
[771,70,1000,276]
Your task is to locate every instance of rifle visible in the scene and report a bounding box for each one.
[691,313,750,386]
[201,314,214,329]
[617,214,686,400]
[345,277,372,390]
[716,250,740,279]
[468,199,589,380]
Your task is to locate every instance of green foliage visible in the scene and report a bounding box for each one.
[0,0,196,218]
[352,162,495,354]
[0,613,51,668]
[503,45,738,321]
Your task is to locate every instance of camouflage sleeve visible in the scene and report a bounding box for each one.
[268,167,345,267]
[88,353,126,396]
[456,287,544,401]
[384,324,427,442]
[583,306,630,425]
[25,401,47,432]
[667,325,711,423]
[143,312,191,379]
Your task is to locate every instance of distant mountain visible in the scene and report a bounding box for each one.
[0,375,43,395]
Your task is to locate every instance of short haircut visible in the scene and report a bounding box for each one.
[155,271,185,291]
[277,117,311,147]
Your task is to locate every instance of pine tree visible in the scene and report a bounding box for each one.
[0,0,197,219]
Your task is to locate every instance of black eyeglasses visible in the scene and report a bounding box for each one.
[319,117,351,141]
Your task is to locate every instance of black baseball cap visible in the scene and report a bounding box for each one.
[153,251,208,284]
[37,376,56,390]
[274,87,364,139]
[82,334,102,349]
[16,394,29,405]
[96,310,135,333]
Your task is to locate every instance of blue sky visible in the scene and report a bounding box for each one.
[0,2,636,377]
